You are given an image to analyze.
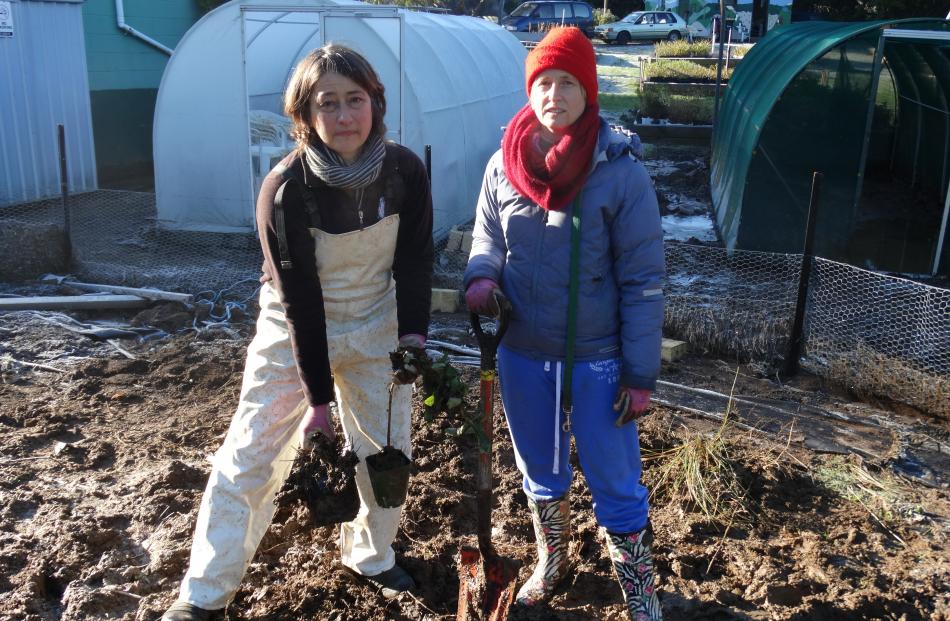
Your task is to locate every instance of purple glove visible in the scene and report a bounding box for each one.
[300,404,334,446]
[613,387,652,426]
[391,334,427,385]
[465,278,500,316]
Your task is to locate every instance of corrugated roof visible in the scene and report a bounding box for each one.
[710,18,950,249]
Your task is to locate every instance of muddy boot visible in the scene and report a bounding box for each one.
[603,525,662,621]
[515,496,571,605]
[161,601,214,621]
[355,563,416,600]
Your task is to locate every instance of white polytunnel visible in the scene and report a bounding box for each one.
[153,0,527,238]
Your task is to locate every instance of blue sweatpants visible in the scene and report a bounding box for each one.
[497,345,649,534]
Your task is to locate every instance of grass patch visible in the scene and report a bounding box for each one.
[640,89,715,124]
[599,92,641,113]
[596,63,639,77]
[644,59,734,83]
[814,455,921,544]
[729,44,753,58]
[654,40,754,59]
[654,39,713,58]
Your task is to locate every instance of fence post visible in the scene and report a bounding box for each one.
[785,171,823,377]
[57,124,73,270]
[711,1,726,135]
[425,144,432,182]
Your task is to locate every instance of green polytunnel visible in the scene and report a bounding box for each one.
[711,18,950,276]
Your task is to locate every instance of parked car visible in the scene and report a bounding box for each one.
[500,1,595,36]
[594,10,687,44]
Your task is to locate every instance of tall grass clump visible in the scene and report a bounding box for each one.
[645,383,751,527]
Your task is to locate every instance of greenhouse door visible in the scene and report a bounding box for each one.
[240,8,403,214]
[323,11,402,145]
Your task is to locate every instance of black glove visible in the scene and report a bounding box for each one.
[390,335,427,385]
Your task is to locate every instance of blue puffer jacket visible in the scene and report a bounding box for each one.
[463,120,665,390]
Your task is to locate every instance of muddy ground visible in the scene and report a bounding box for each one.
[0,299,948,621]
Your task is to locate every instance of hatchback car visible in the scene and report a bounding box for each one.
[501,1,595,37]
[594,10,687,44]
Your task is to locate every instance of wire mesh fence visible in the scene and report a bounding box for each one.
[0,190,263,302]
[1,191,947,417]
[663,243,802,363]
[804,258,950,417]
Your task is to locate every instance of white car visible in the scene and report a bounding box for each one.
[595,10,688,44]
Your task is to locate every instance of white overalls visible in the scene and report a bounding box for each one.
[179,215,412,610]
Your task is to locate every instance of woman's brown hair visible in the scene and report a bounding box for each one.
[284,44,387,149]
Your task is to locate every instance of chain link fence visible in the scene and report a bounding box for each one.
[1,192,947,417]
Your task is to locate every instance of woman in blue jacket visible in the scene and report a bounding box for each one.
[463,27,664,621]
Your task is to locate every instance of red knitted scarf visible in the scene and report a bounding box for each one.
[501,102,600,211]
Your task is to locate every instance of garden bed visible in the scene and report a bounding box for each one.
[637,51,738,126]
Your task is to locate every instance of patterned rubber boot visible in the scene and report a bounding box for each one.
[603,525,663,621]
[515,496,571,606]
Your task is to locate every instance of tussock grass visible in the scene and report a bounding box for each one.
[645,375,752,527]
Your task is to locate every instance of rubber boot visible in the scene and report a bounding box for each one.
[161,602,214,621]
[603,525,662,621]
[354,563,416,600]
[515,496,571,605]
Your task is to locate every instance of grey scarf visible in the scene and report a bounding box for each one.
[304,135,386,190]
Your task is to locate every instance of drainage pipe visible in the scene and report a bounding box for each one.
[115,0,173,56]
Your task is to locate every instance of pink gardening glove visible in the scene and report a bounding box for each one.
[391,333,427,385]
[465,278,500,316]
[613,387,652,426]
[300,404,335,446]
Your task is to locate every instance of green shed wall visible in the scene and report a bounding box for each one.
[83,0,201,187]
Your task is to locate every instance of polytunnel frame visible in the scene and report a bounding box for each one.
[240,5,405,207]
[711,18,950,276]
[867,28,950,275]
[154,0,527,237]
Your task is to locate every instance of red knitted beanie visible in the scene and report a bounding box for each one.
[524,27,598,105]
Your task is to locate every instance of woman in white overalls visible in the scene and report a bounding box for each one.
[162,44,433,621]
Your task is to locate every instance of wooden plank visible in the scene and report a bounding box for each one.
[661,338,688,363]
[0,295,149,311]
[460,231,474,255]
[431,288,459,313]
[67,281,193,303]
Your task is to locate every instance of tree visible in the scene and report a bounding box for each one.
[795,0,948,20]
